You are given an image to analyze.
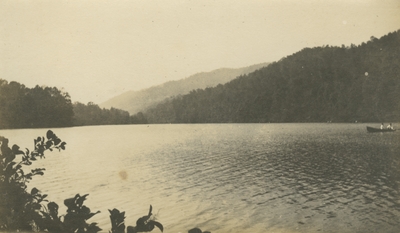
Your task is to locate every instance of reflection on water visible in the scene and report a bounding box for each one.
[1,124,400,233]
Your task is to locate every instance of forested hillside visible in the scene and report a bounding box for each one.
[0,80,74,128]
[100,63,269,114]
[0,80,146,129]
[144,30,400,123]
[73,102,147,126]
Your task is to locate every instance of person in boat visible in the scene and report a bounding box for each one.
[387,123,394,130]
[381,123,384,129]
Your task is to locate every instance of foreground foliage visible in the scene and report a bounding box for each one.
[109,206,163,233]
[0,130,162,232]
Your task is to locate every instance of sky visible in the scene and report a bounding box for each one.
[1,0,399,104]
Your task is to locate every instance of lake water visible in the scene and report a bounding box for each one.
[1,124,400,233]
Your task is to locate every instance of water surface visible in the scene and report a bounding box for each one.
[1,124,400,233]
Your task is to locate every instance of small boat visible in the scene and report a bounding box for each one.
[366,126,396,133]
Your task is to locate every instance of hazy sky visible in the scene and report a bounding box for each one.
[1,0,399,104]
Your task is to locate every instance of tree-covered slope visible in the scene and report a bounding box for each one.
[0,79,146,129]
[100,63,269,114]
[73,101,148,125]
[0,80,74,129]
[144,30,400,123]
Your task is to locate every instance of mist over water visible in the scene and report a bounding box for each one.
[2,124,400,233]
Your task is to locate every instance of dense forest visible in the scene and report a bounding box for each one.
[144,30,400,123]
[0,80,147,129]
[0,80,74,128]
[73,102,147,126]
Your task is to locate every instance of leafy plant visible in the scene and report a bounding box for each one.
[0,130,101,232]
[0,130,66,231]
[110,205,163,233]
[1,130,164,233]
[36,194,102,233]
[109,208,126,233]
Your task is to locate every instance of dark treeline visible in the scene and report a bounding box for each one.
[145,30,400,123]
[0,80,147,129]
[73,102,148,126]
[0,80,74,128]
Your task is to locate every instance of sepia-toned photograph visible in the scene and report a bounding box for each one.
[1,0,400,232]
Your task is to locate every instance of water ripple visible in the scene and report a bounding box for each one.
[3,124,399,233]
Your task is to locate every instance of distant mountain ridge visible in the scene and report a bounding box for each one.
[100,62,269,114]
[143,30,400,123]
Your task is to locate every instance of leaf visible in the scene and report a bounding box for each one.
[54,138,61,145]
[11,145,20,154]
[46,130,54,139]
[87,223,102,233]
[82,206,91,215]
[60,142,67,150]
[76,194,89,207]
[151,221,164,232]
[31,168,45,176]
[48,202,59,212]
[31,187,39,195]
[86,210,101,220]
[46,140,53,149]
[136,215,150,228]
[11,144,25,155]
[64,197,75,209]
